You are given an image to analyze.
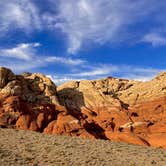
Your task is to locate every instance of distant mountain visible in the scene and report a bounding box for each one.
[0,66,165,148]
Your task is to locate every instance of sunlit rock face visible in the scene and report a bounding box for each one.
[0,66,60,132]
[0,66,166,148]
[57,74,166,148]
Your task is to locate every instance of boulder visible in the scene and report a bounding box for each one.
[0,67,15,89]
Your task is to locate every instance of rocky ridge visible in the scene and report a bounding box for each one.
[0,67,166,148]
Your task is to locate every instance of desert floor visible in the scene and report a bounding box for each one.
[0,128,166,166]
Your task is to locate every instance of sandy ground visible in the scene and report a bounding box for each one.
[0,128,166,166]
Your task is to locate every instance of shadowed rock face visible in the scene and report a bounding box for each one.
[0,67,16,88]
[57,74,166,148]
[0,67,60,132]
[0,66,166,148]
[0,67,59,105]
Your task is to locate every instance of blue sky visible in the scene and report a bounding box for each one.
[0,0,166,84]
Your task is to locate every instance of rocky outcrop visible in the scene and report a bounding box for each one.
[57,75,166,148]
[58,74,166,107]
[0,66,166,148]
[0,67,16,88]
[0,67,59,105]
[0,67,60,132]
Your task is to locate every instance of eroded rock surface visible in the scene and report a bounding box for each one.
[0,66,166,148]
[0,67,60,132]
[57,75,166,148]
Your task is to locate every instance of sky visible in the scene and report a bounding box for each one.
[0,0,166,85]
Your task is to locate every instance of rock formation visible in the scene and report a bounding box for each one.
[56,74,166,148]
[0,66,166,148]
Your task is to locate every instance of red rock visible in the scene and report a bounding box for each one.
[0,66,166,148]
[147,133,166,148]
[44,114,95,139]
[16,115,31,130]
[105,132,150,146]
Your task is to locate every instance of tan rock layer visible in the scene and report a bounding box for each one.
[0,66,166,148]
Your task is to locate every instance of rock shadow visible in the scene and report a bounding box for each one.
[17,74,56,104]
[83,121,108,140]
[57,88,108,140]
[57,88,85,119]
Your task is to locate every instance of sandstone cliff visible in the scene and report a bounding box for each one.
[0,66,166,148]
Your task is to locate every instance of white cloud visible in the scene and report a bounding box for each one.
[45,56,85,66]
[50,63,162,84]
[67,64,163,81]
[142,33,166,47]
[0,43,40,60]
[47,75,76,85]
[117,66,161,81]
[0,1,165,84]
[0,60,43,73]
[70,64,118,77]
[0,0,41,34]
[1,1,166,53]
[67,36,82,54]
[122,75,153,82]
[46,65,164,85]
[0,43,163,84]
[47,0,166,53]
[0,43,86,72]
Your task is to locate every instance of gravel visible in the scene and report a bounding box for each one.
[0,128,166,166]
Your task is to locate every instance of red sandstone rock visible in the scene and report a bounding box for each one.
[0,66,166,148]
[105,132,149,146]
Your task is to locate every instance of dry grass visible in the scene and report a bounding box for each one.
[0,128,166,166]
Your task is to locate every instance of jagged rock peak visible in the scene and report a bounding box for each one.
[0,67,16,88]
[154,71,166,80]
[58,71,166,107]
[0,66,59,105]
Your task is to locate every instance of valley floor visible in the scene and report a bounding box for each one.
[0,128,166,166]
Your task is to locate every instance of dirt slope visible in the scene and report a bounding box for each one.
[0,128,166,166]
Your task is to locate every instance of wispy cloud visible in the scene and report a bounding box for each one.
[66,63,161,80]
[47,0,166,53]
[1,1,166,53]
[0,0,41,34]
[49,63,164,85]
[45,56,85,66]
[142,33,166,47]
[0,1,166,85]
[1,42,160,84]
[47,75,76,85]
[0,43,40,60]
[0,43,163,84]
[116,66,162,81]
[0,43,85,72]
[70,64,118,77]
